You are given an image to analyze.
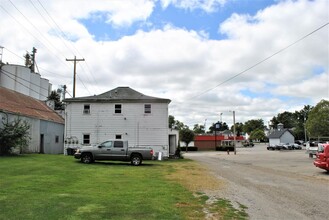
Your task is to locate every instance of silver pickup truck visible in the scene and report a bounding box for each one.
[74,140,154,166]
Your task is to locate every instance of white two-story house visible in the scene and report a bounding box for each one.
[63,87,173,156]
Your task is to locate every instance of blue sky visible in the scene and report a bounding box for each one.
[81,0,277,41]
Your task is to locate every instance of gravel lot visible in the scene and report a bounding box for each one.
[184,144,329,220]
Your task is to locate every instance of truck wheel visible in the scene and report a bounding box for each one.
[81,153,93,164]
[131,154,142,166]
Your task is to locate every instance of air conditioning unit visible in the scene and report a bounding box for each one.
[83,109,90,114]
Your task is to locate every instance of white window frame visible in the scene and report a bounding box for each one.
[83,134,90,145]
[83,104,90,114]
[115,104,122,114]
[144,104,151,114]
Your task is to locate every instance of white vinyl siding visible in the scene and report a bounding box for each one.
[65,102,169,150]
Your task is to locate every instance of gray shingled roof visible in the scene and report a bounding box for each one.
[64,87,171,103]
[268,129,293,138]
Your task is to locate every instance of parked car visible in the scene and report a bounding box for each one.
[267,145,276,150]
[313,144,329,172]
[295,140,304,145]
[306,142,322,158]
[291,143,302,150]
[274,143,292,150]
[74,140,154,166]
[243,141,254,147]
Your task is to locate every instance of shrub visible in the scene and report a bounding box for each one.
[0,118,31,155]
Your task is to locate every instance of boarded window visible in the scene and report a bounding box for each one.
[115,104,122,114]
[144,104,151,113]
[83,134,90,144]
[83,104,90,114]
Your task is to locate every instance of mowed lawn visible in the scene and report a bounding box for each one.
[0,154,248,220]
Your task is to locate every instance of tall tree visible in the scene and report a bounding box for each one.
[306,100,329,138]
[193,124,205,134]
[293,105,313,140]
[208,121,229,133]
[47,91,64,110]
[243,119,265,134]
[180,128,195,152]
[168,115,187,130]
[270,111,296,129]
[250,129,267,142]
[231,122,244,136]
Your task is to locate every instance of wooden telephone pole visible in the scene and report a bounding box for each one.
[66,56,85,97]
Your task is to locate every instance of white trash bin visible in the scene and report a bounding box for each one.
[158,152,163,161]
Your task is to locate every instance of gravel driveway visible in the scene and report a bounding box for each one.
[184,144,329,220]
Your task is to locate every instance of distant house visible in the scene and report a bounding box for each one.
[0,87,65,154]
[268,123,295,146]
[63,87,176,157]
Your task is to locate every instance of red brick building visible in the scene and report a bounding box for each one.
[194,134,245,151]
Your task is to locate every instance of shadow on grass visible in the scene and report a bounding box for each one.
[74,160,160,167]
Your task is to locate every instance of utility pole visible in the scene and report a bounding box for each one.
[233,111,237,155]
[66,56,85,97]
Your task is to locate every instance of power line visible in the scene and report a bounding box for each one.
[0,68,49,92]
[189,22,329,100]
[0,69,48,99]
[35,0,101,94]
[0,4,71,70]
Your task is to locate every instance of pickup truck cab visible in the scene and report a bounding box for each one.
[74,140,154,166]
[313,144,329,172]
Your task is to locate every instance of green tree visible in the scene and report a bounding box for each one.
[168,115,187,130]
[208,121,229,133]
[193,124,205,134]
[243,119,265,134]
[270,111,296,129]
[250,129,267,142]
[293,105,313,140]
[47,90,64,110]
[306,99,329,138]
[169,115,175,129]
[231,122,244,136]
[180,128,195,152]
[0,118,31,155]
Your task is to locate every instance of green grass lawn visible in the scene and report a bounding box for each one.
[0,154,247,220]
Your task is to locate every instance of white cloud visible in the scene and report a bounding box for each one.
[160,0,227,12]
[0,0,328,128]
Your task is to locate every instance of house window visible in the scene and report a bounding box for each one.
[55,136,59,143]
[83,134,90,145]
[114,141,123,148]
[144,104,151,114]
[115,134,122,139]
[83,104,90,114]
[115,104,122,114]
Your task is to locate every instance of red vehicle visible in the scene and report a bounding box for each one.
[313,144,329,172]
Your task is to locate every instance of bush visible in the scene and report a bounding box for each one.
[0,118,31,155]
[180,147,198,151]
[216,146,234,151]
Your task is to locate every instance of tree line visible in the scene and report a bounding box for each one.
[170,99,329,143]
